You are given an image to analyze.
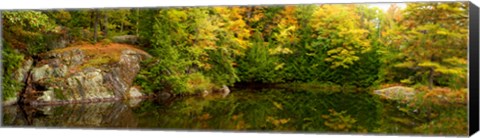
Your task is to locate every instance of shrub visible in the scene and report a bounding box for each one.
[1,42,25,101]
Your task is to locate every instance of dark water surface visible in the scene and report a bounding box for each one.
[1,87,458,135]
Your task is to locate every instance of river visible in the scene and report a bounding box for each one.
[1,87,465,135]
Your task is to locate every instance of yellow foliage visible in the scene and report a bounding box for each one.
[269,47,293,55]
[266,116,290,126]
[418,61,441,69]
[394,61,415,68]
[272,101,283,110]
[274,63,285,71]
[321,109,358,132]
[310,4,370,69]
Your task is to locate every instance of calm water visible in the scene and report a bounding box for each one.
[1,87,442,134]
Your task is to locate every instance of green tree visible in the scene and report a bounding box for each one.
[394,2,468,89]
[2,10,56,54]
[1,10,56,100]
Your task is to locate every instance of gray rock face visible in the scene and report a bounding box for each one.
[221,85,230,98]
[128,87,144,98]
[22,46,151,105]
[15,58,33,83]
[373,86,416,102]
[203,85,231,98]
[2,98,17,106]
[48,39,68,50]
[112,35,138,44]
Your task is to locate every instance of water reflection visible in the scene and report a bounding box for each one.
[3,101,140,128]
[3,88,424,133]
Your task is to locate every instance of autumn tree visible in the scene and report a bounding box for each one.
[394,2,468,89]
[310,4,371,69]
[2,11,56,54]
[1,11,56,100]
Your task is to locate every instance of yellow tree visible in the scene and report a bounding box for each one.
[309,4,371,69]
[272,5,298,50]
[214,6,252,53]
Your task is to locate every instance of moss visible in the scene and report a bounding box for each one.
[79,56,114,70]
[100,38,113,46]
[51,42,148,60]
[50,42,150,70]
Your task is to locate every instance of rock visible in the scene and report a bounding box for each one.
[21,44,152,105]
[15,58,33,83]
[47,26,70,50]
[65,68,111,100]
[128,87,144,98]
[158,91,172,101]
[31,65,53,82]
[127,98,143,107]
[2,97,17,106]
[373,86,416,102]
[49,39,68,50]
[208,85,231,98]
[38,88,55,101]
[221,85,230,98]
[112,35,138,44]
[4,102,138,127]
[127,87,144,107]
[201,90,210,97]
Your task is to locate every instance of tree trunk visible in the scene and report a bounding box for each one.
[121,22,124,33]
[136,8,139,36]
[104,11,108,38]
[93,10,99,43]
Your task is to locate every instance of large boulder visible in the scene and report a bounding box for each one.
[373,86,416,102]
[21,43,152,106]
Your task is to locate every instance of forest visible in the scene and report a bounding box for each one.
[1,2,470,135]
[2,2,468,96]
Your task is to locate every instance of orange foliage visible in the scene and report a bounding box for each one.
[50,42,150,61]
[420,86,467,106]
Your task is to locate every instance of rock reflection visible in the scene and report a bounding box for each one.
[3,100,141,128]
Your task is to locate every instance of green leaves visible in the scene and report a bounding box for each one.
[310,5,371,69]
[237,32,285,83]
[1,43,25,100]
[390,2,468,88]
[2,3,467,96]
[3,11,56,31]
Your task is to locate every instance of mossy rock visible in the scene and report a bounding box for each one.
[22,43,152,105]
[373,86,416,102]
